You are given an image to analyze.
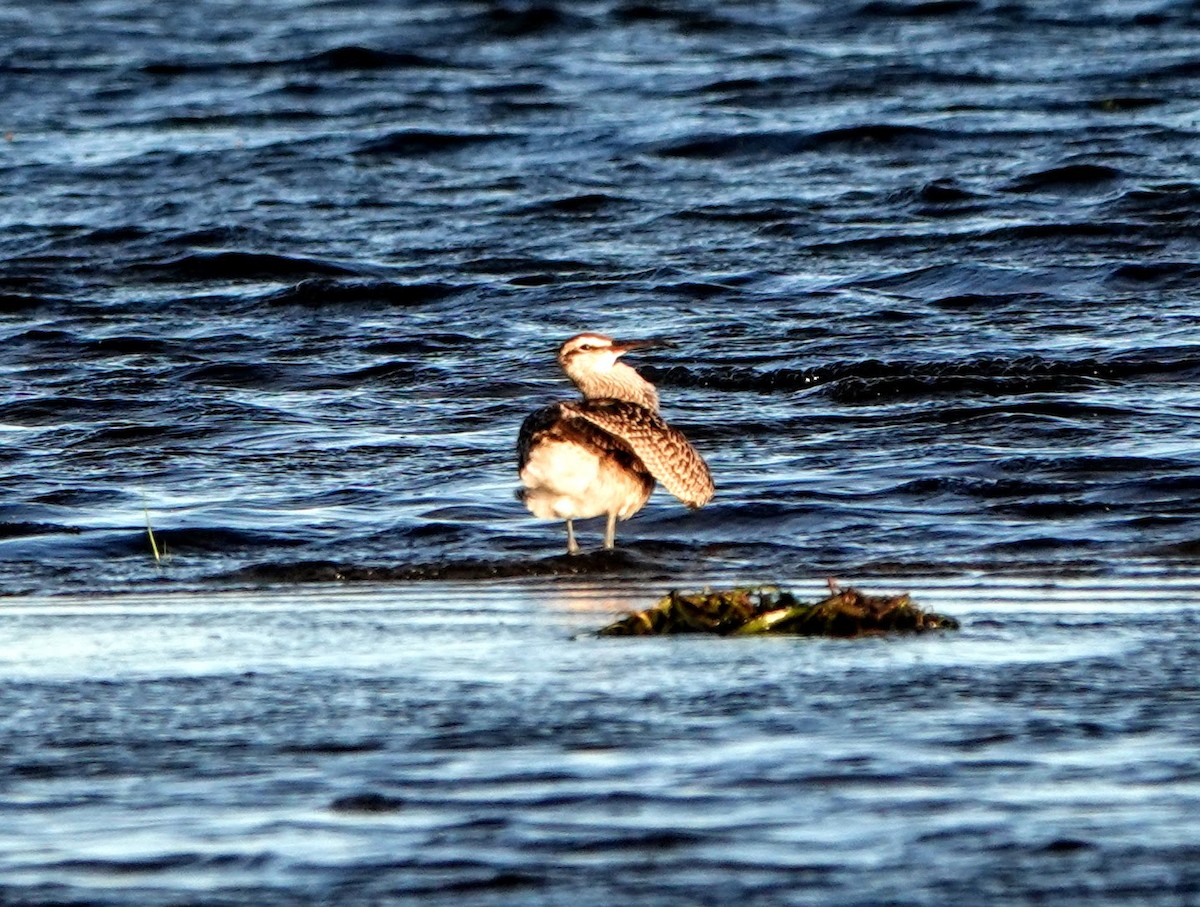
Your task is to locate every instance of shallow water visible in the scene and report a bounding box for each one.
[4,1,1200,902]
[3,0,1200,590]
[2,579,1199,905]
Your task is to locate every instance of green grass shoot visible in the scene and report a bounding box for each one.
[144,504,165,565]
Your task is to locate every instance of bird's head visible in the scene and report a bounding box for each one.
[557,333,673,375]
[556,332,672,409]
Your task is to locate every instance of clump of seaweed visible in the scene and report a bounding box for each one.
[597,582,959,637]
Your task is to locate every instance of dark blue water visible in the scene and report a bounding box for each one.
[4,0,1200,591]
[3,0,1200,902]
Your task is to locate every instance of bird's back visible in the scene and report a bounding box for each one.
[518,401,648,476]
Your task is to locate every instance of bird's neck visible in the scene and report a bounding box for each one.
[568,361,660,411]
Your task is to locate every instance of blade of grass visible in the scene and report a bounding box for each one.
[145,505,162,565]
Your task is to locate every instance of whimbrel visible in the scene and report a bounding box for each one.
[517,332,714,554]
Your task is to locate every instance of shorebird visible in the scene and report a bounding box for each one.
[517,332,714,554]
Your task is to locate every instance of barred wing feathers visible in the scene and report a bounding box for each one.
[563,400,714,508]
[518,402,651,478]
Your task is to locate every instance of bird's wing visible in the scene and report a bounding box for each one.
[518,402,649,476]
[517,403,562,471]
[562,400,715,508]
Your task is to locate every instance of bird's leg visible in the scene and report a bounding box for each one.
[604,512,617,550]
[565,519,580,555]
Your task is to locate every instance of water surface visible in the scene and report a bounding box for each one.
[3,2,1200,902]
[3,0,1200,589]
[2,579,1199,905]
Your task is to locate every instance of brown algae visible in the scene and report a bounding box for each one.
[597,583,959,637]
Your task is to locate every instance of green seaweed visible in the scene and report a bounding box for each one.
[597,583,959,637]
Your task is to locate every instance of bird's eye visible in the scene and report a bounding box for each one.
[578,344,595,351]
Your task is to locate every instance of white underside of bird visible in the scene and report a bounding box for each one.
[519,435,651,523]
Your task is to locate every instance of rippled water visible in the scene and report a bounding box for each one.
[4,0,1200,589]
[3,580,1200,905]
[3,0,1200,902]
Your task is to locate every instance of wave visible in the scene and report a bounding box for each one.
[302,46,434,71]
[134,251,366,282]
[262,278,462,308]
[611,3,745,30]
[8,526,307,560]
[330,792,409,814]
[646,352,1200,400]
[218,549,659,584]
[460,255,602,278]
[856,0,978,16]
[167,361,300,390]
[140,45,439,77]
[0,396,120,425]
[673,203,807,224]
[155,527,309,554]
[654,124,950,159]
[790,219,1160,255]
[1004,164,1124,193]
[912,177,985,204]
[467,4,590,37]
[0,291,57,312]
[0,521,81,540]
[513,193,632,216]
[1134,58,1200,82]
[354,130,518,156]
[699,66,994,109]
[1107,261,1200,287]
[0,275,68,311]
[65,423,208,448]
[1106,182,1200,222]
